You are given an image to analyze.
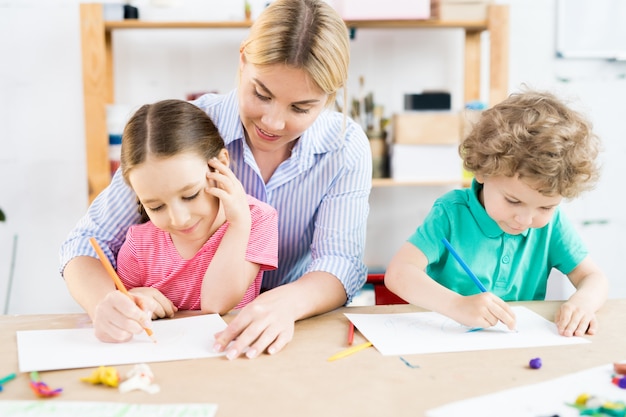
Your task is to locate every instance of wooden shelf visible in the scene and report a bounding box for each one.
[372,178,472,188]
[80,3,509,203]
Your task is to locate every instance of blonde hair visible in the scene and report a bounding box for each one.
[240,0,350,108]
[461,90,601,199]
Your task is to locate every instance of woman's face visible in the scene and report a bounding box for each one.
[238,59,329,155]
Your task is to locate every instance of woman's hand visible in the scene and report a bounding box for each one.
[92,290,156,343]
[212,288,296,359]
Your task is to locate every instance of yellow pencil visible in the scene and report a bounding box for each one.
[89,237,156,342]
[327,341,373,362]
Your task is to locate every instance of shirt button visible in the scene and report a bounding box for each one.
[502,256,510,264]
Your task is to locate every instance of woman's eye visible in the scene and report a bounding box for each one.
[254,90,270,101]
[292,105,310,114]
[183,192,200,201]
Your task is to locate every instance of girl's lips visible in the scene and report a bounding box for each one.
[177,221,199,235]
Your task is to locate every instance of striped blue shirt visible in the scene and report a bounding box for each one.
[60,90,372,302]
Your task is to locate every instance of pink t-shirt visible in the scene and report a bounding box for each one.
[116,195,278,310]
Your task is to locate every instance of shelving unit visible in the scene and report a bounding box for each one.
[80,3,509,203]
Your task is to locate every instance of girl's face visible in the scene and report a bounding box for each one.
[128,152,224,246]
[476,174,562,235]
[237,59,328,156]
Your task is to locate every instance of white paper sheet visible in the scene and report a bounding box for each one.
[17,314,227,372]
[0,401,218,417]
[427,363,626,417]
[345,306,590,356]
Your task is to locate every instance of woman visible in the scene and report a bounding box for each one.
[60,0,372,359]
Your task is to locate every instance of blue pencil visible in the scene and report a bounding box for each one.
[441,237,488,293]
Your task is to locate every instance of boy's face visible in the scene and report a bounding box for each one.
[128,151,222,246]
[476,174,562,235]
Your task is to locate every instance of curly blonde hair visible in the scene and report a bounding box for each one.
[461,90,601,198]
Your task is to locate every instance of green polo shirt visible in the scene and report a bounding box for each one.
[407,180,587,301]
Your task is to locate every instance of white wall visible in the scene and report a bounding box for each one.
[1,0,624,314]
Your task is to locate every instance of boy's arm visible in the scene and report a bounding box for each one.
[385,242,516,330]
[558,256,609,336]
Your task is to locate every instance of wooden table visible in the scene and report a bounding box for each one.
[1,300,625,416]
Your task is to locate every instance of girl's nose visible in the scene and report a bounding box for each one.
[168,205,190,227]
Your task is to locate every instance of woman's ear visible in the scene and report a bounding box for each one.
[474,173,484,184]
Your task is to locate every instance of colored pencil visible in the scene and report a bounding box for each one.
[89,237,156,342]
[441,237,488,293]
[347,322,355,345]
[327,341,373,362]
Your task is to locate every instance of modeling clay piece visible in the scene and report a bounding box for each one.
[119,363,160,394]
[29,371,62,397]
[529,357,542,369]
[80,366,120,387]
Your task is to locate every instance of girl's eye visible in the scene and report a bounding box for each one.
[147,205,164,212]
[183,192,200,201]
[505,198,520,205]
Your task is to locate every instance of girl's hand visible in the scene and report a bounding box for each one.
[555,301,597,336]
[92,290,156,343]
[206,158,251,229]
[212,290,295,360]
[129,287,177,319]
[450,292,517,331]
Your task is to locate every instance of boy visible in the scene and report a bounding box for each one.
[385,90,608,337]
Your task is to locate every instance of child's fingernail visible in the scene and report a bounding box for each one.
[246,348,258,359]
[213,343,223,353]
[226,349,238,360]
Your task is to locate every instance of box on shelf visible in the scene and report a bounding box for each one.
[437,0,492,21]
[392,112,461,145]
[328,0,433,20]
[390,143,462,182]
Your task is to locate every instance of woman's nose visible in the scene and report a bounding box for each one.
[261,105,286,131]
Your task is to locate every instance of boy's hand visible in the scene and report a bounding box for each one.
[451,292,517,331]
[555,301,597,336]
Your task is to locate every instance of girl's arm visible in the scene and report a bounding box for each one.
[201,158,256,314]
[558,256,609,336]
[60,171,151,342]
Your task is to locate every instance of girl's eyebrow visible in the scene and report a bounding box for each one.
[254,78,321,106]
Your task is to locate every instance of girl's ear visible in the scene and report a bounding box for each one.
[217,148,230,167]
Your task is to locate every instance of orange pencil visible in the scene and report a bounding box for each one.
[89,237,156,342]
